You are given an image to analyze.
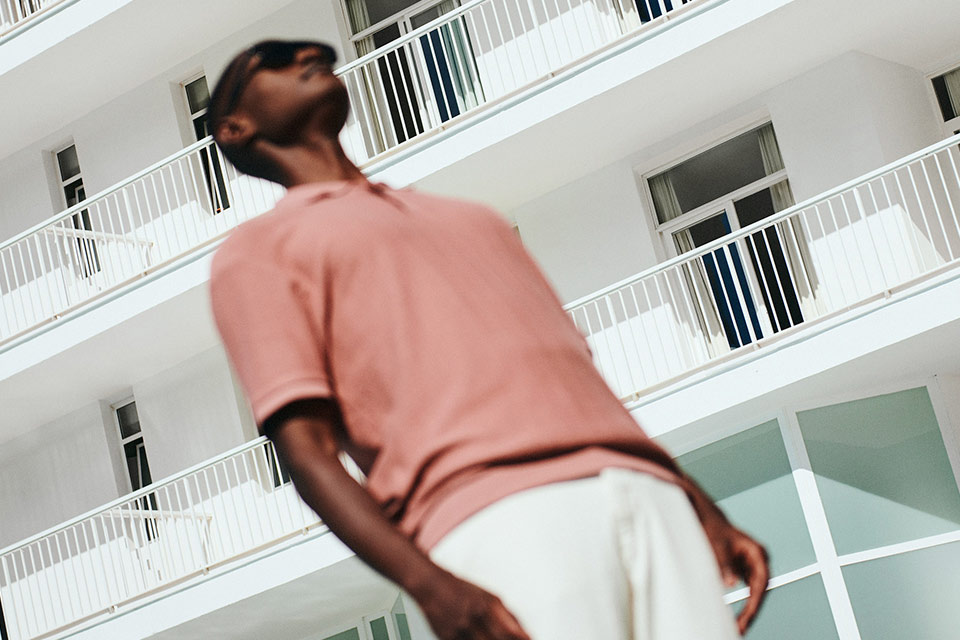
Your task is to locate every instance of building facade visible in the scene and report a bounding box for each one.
[1,0,960,638]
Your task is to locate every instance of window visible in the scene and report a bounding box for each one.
[674,383,960,638]
[632,0,692,23]
[646,123,805,350]
[55,144,100,278]
[115,399,153,493]
[932,65,960,136]
[344,0,483,150]
[181,74,230,213]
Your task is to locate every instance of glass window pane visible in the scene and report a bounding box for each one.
[184,77,210,115]
[56,145,80,181]
[932,68,960,122]
[678,420,816,577]
[797,387,960,554]
[843,541,960,639]
[651,127,770,216]
[323,628,360,640]
[366,0,423,26]
[394,613,412,640]
[193,115,210,141]
[63,179,86,208]
[369,616,390,640]
[116,401,141,438]
[740,575,838,639]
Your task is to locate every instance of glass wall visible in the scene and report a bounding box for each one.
[675,384,960,639]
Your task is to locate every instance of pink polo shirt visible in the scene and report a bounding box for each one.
[210,181,681,550]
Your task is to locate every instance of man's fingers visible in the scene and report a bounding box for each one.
[487,600,532,640]
[734,542,770,634]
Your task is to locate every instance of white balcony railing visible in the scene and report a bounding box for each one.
[566,133,960,401]
[0,437,364,640]
[0,0,702,347]
[0,0,62,36]
[338,0,700,164]
[0,138,284,346]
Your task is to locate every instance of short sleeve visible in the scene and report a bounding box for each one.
[210,246,332,429]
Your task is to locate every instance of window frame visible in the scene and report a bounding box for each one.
[641,120,792,257]
[53,141,85,211]
[111,396,152,493]
[346,0,457,45]
[927,60,960,138]
[180,71,211,142]
[663,375,960,638]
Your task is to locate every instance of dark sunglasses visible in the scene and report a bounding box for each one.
[222,40,338,118]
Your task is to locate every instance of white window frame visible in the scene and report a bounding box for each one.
[112,396,151,493]
[638,118,806,346]
[346,0,458,45]
[667,375,960,639]
[180,71,210,142]
[927,60,960,138]
[641,120,792,259]
[54,141,85,211]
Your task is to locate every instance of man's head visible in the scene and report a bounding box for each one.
[209,40,347,183]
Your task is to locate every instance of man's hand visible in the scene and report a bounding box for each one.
[673,473,769,635]
[701,515,769,634]
[411,570,531,640]
[266,399,531,640]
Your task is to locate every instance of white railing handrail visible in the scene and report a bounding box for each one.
[0,136,216,255]
[0,435,270,558]
[564,131,960,310]
[0,0,77,42]
[42,225,154,247]
[335,0,491,76]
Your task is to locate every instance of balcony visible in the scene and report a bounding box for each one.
[4,123,960,387]
[0,437,367,640]
[0,0,62,37]
[566,133,960,404]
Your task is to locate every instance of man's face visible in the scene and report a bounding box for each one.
[231,43,349,145]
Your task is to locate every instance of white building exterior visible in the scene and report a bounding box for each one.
[1,0,960,638]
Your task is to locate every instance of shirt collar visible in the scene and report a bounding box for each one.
[284,179,387,203]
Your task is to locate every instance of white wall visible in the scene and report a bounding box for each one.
[0,403,118,548]
[512,162,659,303]
[767,51,942,202]
[511,51,943,304]
[133,346,250,481]
[0,0,346,243]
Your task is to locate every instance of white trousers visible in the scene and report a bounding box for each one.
[430,469,740,640]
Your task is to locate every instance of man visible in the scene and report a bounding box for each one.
[208,40,768,640]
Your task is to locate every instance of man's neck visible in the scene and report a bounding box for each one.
[274,136,366,188]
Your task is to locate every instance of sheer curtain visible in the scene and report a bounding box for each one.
[944,68,960,118]
[757,123,820,316]
[345,0,387,154]
[649,173,683,223]
[346,0,374,55]
[649,171,724,355]
[757,123,795,212]
[437,0,483,112]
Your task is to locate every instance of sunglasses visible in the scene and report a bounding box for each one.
[221,40,338,119]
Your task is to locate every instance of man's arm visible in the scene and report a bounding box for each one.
[673,472,770,634]
[265,398,531,640]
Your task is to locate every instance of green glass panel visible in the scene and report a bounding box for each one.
[323,628,360,640]
[369,616,389,640]
[394,613,412,640]
[739,575,838,639]
[797,387,960,554]
[678,420,816,577]
[843,541,960,639]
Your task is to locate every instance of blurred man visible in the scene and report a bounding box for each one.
[208,40,768,640]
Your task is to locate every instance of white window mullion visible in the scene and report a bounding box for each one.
[777,409,862,640]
